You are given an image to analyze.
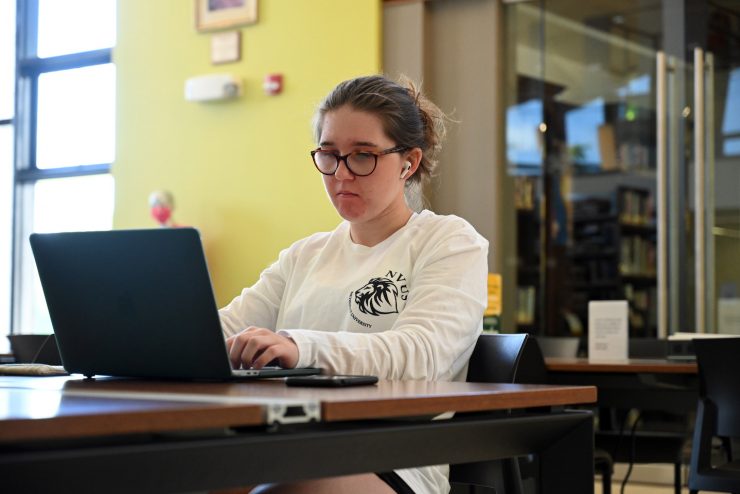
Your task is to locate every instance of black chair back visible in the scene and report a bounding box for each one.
[459,335,613,493]
[629,338,669,359]
[8,334,62,365]
[694,338,740,438]
[452,333,530,494]
[515,337,549,385]
[688,337,740,494]
[466,333,528,384]
[534,336,580,359]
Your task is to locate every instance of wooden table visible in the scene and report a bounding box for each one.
[546,357,698,487]
[546,357,697,375]
[546,358,698,412]
[0,375,597,493]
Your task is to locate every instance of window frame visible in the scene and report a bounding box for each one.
[10,0,114,335]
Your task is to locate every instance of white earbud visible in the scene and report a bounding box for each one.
[400,162,412,179]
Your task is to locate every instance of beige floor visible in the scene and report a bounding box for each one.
[595,481,687,493]
[595,480,727,493]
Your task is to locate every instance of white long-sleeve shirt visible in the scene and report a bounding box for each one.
[219,209,489,493]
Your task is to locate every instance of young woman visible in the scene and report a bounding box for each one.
[219,75,489,494]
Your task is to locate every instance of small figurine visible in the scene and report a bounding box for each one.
[148,190,178,227]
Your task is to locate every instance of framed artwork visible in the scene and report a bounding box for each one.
[195,0,258,32]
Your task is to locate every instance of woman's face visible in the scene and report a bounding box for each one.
[318,105,409,227]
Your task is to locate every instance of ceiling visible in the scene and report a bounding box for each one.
[517,0,739,49]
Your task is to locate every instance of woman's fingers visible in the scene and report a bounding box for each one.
[251,344,283,370]
[226,326,257,368]
[227,328,298,369]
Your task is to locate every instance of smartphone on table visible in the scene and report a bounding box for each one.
[285,374,378,387]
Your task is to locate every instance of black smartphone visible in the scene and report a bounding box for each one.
[285,374,378,387]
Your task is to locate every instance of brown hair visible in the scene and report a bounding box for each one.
[313,74,447,190]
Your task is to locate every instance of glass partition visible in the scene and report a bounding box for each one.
[505,0,740,337]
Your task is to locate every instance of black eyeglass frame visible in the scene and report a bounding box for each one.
[310,145,409,176]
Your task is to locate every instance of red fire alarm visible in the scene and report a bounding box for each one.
[263,73,283,95]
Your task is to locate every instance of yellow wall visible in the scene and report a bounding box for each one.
[114,0,381,305]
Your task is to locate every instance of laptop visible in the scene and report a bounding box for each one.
[29,228,322,380]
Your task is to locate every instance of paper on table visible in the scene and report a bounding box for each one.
[0,364,68,376]
[588,300,628,362]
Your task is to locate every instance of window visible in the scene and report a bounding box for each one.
[1,0,17,354]
[5,0,116,350]
[564,97,605,169]
[506,99,544,171]
[722,67,740,156]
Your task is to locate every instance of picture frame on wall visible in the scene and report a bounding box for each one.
[195,0,258,32]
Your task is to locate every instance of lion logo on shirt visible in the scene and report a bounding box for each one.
[354,277,399,316]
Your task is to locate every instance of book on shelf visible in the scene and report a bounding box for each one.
[617,141,650,170]
[619,235,656,277]
[483,273,502,332]
[598,124,619,171]
[624,283,656,330]
[517,285,536,325]
[618,188,654,226]
[514,176,536,211]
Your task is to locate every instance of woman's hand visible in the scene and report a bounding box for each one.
[225,327,299,369]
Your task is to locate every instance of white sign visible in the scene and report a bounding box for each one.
[718,299,740,335]
[588,300,629,362]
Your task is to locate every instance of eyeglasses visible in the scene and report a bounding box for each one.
[310,145,408,177]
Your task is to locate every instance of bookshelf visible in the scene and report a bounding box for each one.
[515,176,540,330]
[596,113,655,175]
[510,95,658,338]
[568,186,657,337]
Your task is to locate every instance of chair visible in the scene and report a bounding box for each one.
[534,335,580,359]
[522,337,613,494]
[688,338,740,494]
[466,333,528,384]
[449,333,529,494]
[629,337,669,359]
[451,334,608,494]
[8,334,62,365]
[598,338,686,494]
